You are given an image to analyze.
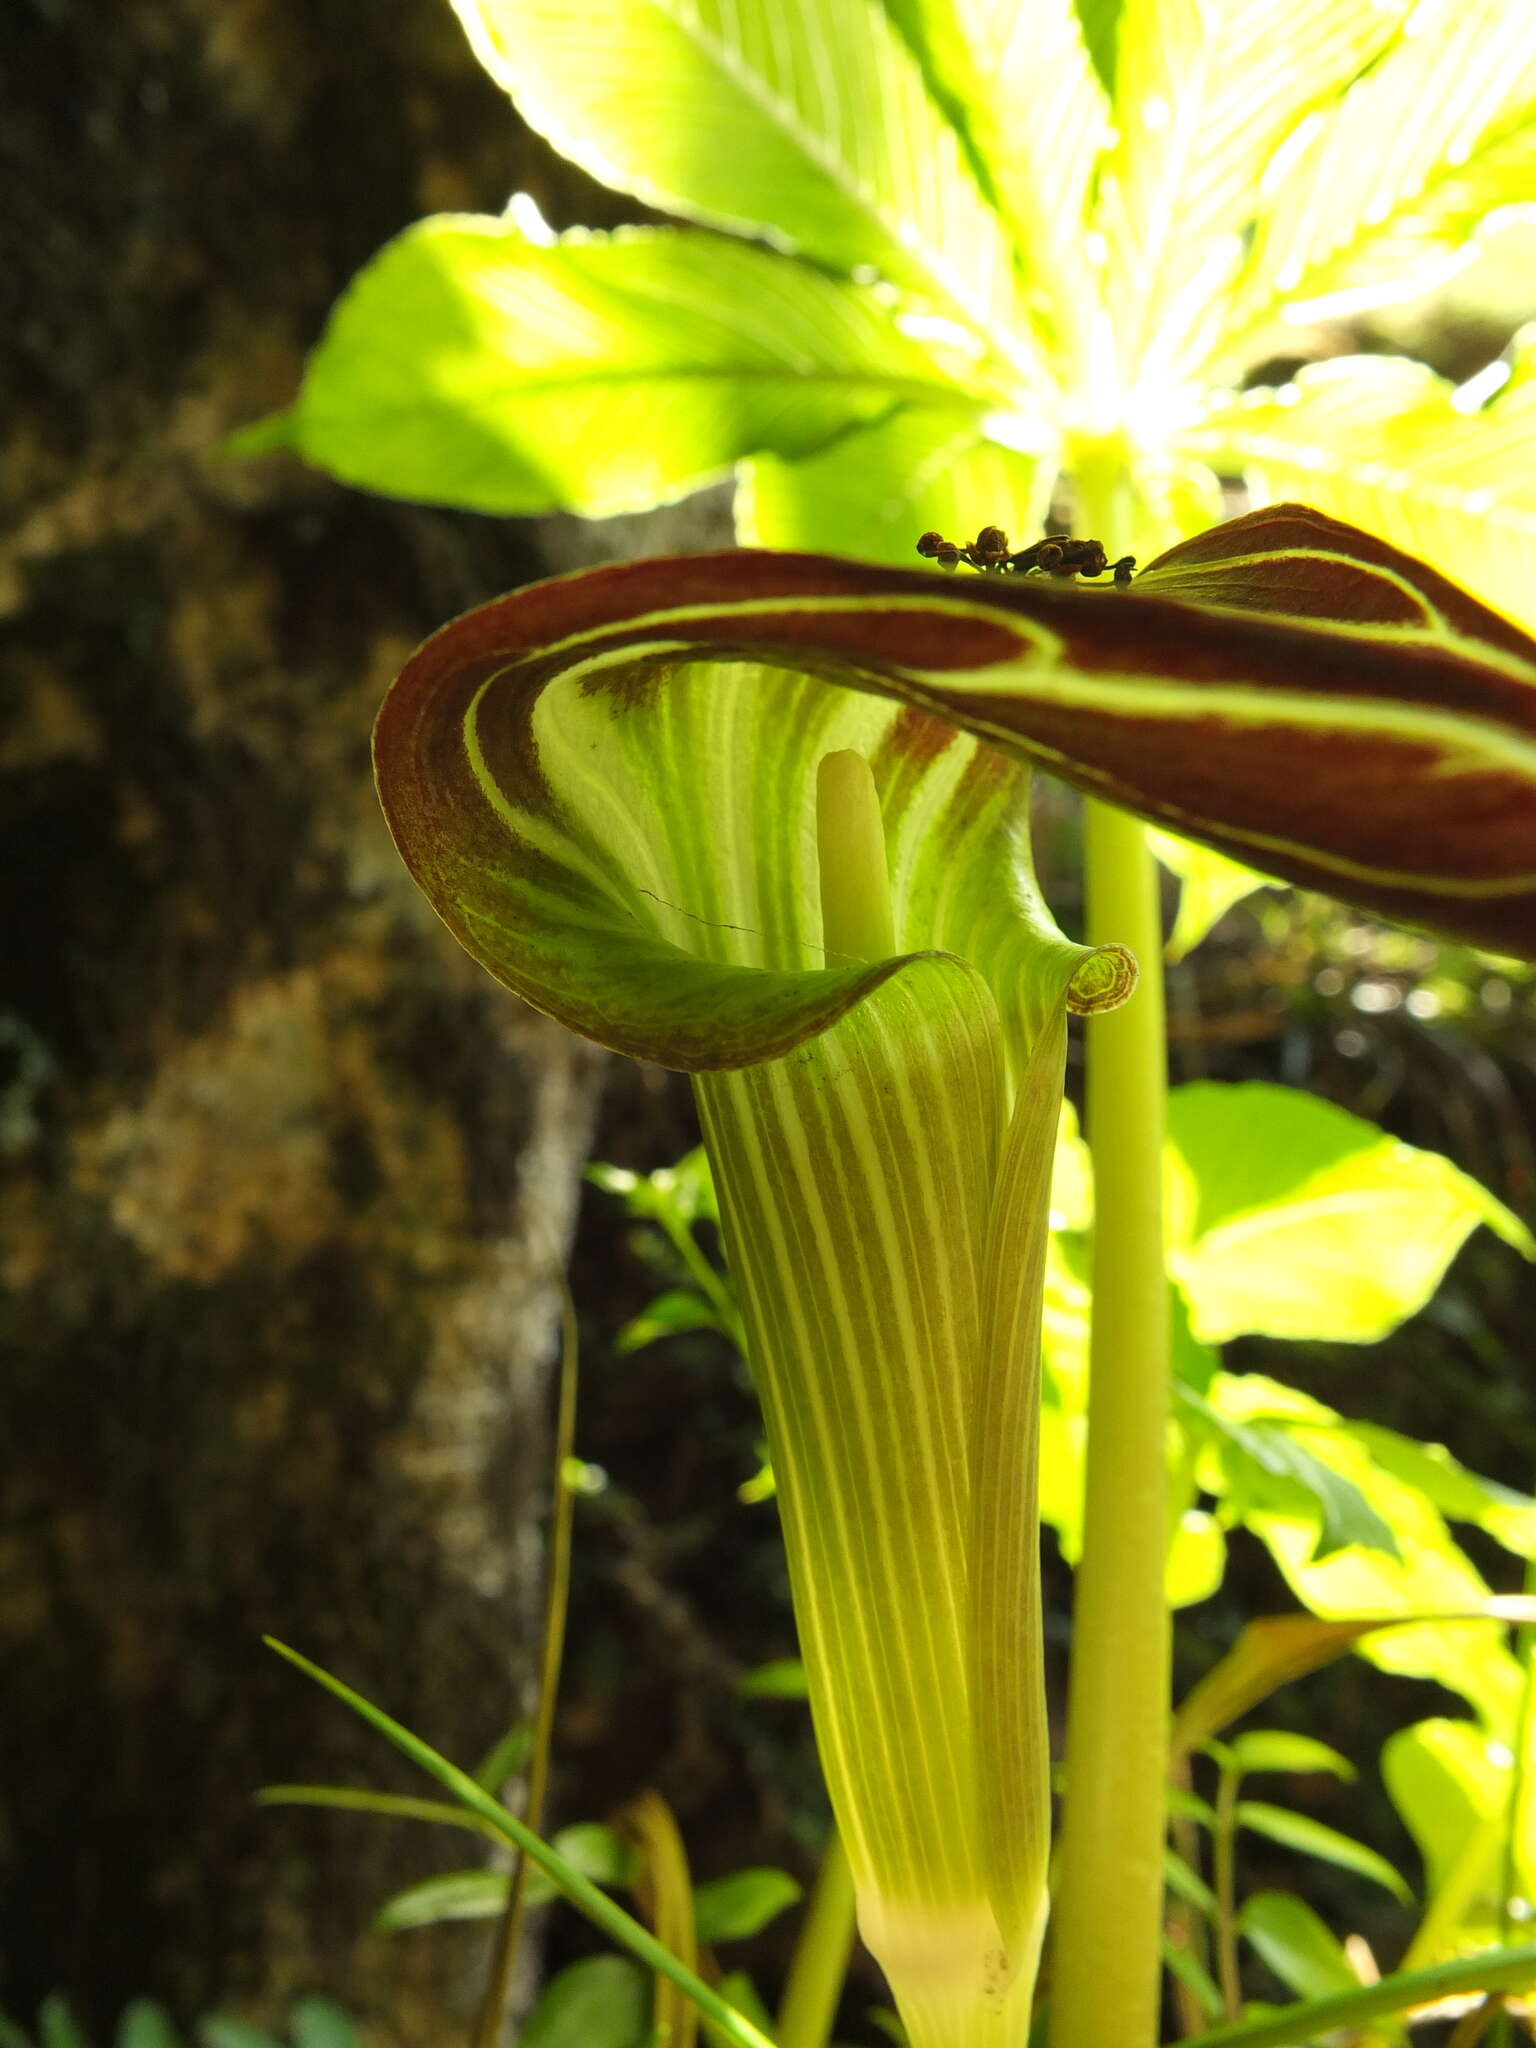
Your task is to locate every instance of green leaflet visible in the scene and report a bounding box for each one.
[1166,1081,1532,1345]
[258,221,975,518]
[450,0,1047,387]
[1218,2,1536,363]
[1093,0,1419,383]
[738,403,1049,570]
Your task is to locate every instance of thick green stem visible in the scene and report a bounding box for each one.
[778,1827,858,2048]
[1050,792,1171,2048]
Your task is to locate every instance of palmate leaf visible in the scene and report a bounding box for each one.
[378,504,1536,991]
[1220,0,1536,364]
[1093,0,1418,384]
[250,222,978,518]
[451,0,1048,388]
[1190,347,1536,636]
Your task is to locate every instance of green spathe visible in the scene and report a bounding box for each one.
[385,633,1129,2041]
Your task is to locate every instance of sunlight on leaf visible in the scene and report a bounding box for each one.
[450,0,1046,385]
[1166,1082,1532,1345]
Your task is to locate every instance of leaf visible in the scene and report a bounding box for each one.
[1165,1846,1219,1919]
[373,1868,509,1932]
[197,2024,283,2048]
[1235,1800,1414,1905]
[1170,1598,1536,1759]
[1216,1405,1531,1721]
[738,1658,809,1700]
[472,1718,533,1792]
[1149,828,1279,960]
[256,1782,502,1840]
[1237,1891,1363,2002]
[1164,1936,1227,2022]
[1167,1507,1227,1611]
[1382,1718,1509,1948]
[285,2003,356,2048]
[265,1640,775,2048]
[38,2003,89,2048]
[614,1792,699,2048]
[1187,1390,1399,1560]
[117,2009,185,2048]
[1177,1943,1536,2048]
[615,1288,718,1353]
[271,220,974,518]
[449,0,1044,381]
[1223,8,1536,362]
[1166,1081,1532,1345]
[1192,346,1536,637]
[377,507,1536,1006]
[1347,1426,1536,1560]
[874,0,1110,361]
[1227,1731,1356,1783]
[738,403,1049,570]
[0,2011,34,2048]
[1094,1,1419,380]
[374,1825,633,1931]
[692,1867,804,1941]
[521,1957,650,2048]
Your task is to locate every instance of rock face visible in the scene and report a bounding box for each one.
[0,1,679,2035]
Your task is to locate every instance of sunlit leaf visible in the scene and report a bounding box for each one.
[738,404,1048,569]
[1189,1386,1398,1559]
[1382,1717,1509,1956]
[450,0,1046,386]
[260,221,976,517]
[1166,1082,1532,1345]
[1347,1427,1536,1560]
[1093,1,1417,383]
[1223,7,1536,363]
[1171,1598,1536,1759]
[877,0,1110,362]
[1167,1508,1227,1609]
[1237,1890,1363,2002]
[1149,828,1279,960]
[1235,1800,1413,1904]
[1192,345,1536,636]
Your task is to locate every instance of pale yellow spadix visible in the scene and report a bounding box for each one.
[817,748,896,964]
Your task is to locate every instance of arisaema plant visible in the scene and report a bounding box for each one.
[243,2,1536,2042]
[371,504,1536,2047]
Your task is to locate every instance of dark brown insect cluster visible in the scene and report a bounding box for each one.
[916,525,1136,584]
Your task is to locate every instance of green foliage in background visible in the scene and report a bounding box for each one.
[0,2000,356,2048]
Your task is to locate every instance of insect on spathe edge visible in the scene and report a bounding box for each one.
[916,525,1136,585]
